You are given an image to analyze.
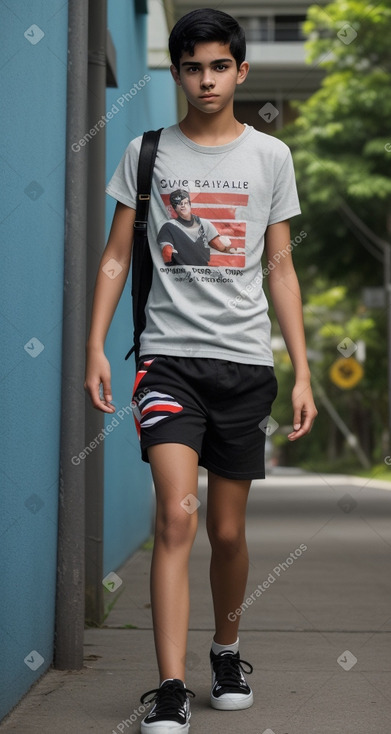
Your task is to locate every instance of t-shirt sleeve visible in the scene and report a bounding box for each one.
[201,218,219,241]
[267,149,301,225]
[105,137,141,208]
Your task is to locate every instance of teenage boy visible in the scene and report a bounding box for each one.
[84,7,318,734]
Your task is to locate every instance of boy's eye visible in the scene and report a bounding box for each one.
[185,64,228,73]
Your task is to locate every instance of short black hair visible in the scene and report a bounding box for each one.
[170,189,190,207]
[169,8,246,72]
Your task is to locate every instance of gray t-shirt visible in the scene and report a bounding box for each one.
[106,123,301,365]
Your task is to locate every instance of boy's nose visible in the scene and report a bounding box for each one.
[200,72,215,88]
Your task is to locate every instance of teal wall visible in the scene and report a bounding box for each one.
[0,0,177,720]
[103,3,177,572]
[0,0,68,720]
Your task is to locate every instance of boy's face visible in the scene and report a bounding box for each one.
[175,197,192,219]
[170,41,248,115]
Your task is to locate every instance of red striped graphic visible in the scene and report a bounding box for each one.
[141,403,183,416]
[161,192,248,207]
[133,369,147,394]
[209,254,245,267]
[191,206,238,220]
[212,221,246,237]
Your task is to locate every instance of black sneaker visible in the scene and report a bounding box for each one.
[140,678,195,733]
[210,649,253,710]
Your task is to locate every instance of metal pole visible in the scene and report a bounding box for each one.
[84,0,107,627]
[54,0,89,669]
[312,378,370,469]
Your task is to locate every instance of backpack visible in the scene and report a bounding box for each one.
[124,128,163,364]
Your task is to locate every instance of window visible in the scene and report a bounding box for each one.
[237,14,307,42]
[274,15,306,42]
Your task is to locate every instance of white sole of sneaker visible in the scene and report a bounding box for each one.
[210,691,254,710]
[140,718,190,733]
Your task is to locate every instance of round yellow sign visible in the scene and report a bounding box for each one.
[329,357,364,389]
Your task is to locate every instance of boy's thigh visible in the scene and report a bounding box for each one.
[200,363,278,480]
[147,443,199,506]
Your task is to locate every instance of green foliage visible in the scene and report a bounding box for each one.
[304,2,391,71]
[307,285,346,308]
[282,0,391,267]
[272,1,391,466]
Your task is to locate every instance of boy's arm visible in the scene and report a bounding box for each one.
[265,220,318,441]
[84,202,136,412]
[209,234,232,252]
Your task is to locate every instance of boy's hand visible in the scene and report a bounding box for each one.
[287,380,318,441]
[84,346,116,413]
[220,236,231,247]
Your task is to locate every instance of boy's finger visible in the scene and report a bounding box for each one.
[288,412,314,440]
[299,414,313,435]
[96,396,116,413]
[87,381,115,413]
[100,380,116,412]
[292,407,302,432]
[101,377,113,403]
[288,424,306,441]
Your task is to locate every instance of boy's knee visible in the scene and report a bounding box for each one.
[156,508,197,548]
[207,522,244,554]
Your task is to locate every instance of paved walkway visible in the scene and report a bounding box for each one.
[2,470,391,733]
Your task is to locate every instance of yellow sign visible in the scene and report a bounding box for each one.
[329,357,364,389]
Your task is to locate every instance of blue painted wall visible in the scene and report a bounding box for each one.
[103,1,177,574]
[0,0,68,720]
[0,0,177,719]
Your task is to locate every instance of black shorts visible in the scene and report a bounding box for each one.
[131,355,278,480]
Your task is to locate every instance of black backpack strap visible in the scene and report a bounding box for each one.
[134,129,163,235]
[125,128,163,362]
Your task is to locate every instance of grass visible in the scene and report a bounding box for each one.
[354,463,391,482]
[297,458,391,481]
[141,535,154,550]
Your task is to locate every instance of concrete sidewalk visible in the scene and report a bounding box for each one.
[2,470,391,733]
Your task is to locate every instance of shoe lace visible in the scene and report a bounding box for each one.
[213,653,253,688]
[140,681,195,714]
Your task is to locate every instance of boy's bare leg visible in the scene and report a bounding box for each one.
[147,443,199,683]
[206,470,251,644]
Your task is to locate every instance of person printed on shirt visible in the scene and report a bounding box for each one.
[158,189,234,266]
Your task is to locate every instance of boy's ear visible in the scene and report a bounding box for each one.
[170,64,181,86]
[236,61,250,86]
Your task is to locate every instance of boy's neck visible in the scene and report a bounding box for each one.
[178,104,245,146]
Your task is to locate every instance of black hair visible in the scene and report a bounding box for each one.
[168,8,246,72]
[170,189,190,207]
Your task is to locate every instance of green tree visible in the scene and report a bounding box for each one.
[292,1,391,218]
[271,1,391,468]
[283,0,391,282]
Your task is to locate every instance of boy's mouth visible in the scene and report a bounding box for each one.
[199,94,218,99]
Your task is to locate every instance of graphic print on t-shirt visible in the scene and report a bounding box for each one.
[158,188,248,268]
